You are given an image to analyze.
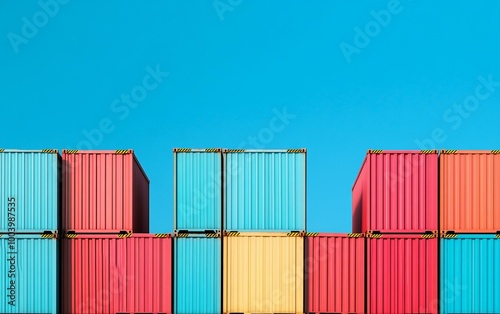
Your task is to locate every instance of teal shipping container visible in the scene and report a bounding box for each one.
[224,149,306,231]
[441,234,500,314]
[0,234,58,314]
[174,149,222,231]
[174,235,221,314]
[0,149,59,233]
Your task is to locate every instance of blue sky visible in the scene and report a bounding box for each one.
[1,1,499,232]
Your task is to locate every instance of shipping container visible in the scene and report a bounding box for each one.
[0,233,58,314]
[175,235,221,314]
[224,149,306,231]
[440,150,500,233]
[61,234,172,314]
[174,148,222,231]
[441,234,500,314]
[223,232,304,314]
[305,233,365,314]
[0,149,59,233]
[367,234,438,314]
[62,150,149,233]
[352,150,438,234]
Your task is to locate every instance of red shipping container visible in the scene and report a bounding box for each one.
[62,150,149,233]
[352,150,438,234]
[367,234,438,314]
[440,150,500,233]
[305,233,365,314]
[61,234,172,314]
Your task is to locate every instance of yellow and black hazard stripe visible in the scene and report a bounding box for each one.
[225,231,240,237]
[42,149,57,154]
[370,150,384,154]
[496,234,500,239]
[348,233,363,238]
[369,234,383,239]
[41,234,56,239]
[305,232,319,237]
[421,234,436,239]
[0,149,4,153]
[65,150,79,154]
[118,233,132,238]
[205,148,219,153]
[176,233,189,238]
[491,150,500,154]
[226,149,245,153]
[205,233,219,238]
[115,150,130,155]
[287,231,303,237]
[287,149,304,153]
[155,233,171,238]
[65,234,78,239]
[420,150,435,154]
[442,234,458,239]
[175,148,192,153]
[442,150,458,154]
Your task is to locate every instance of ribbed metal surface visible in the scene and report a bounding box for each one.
[0,150,59,232]
[61,236,122,314]
[223,233,304,313]
[305,234,365,314]
[62,150,149,233]
[441,235,500,314]
[353,150,438,233]
[61,234,172,314]
[174,150,222,231]
[175,237,221,314]
[0,234,58,314]
[225,151,306,231]
[440,150,500,233]
[118,235,172,314]
[367,234,438,314]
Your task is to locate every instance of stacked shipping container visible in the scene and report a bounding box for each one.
[59,150,171,313]
[439,150,500,314]
[352,150,439,314]
[0,150,59,314]
[173,148,223,314]
[223,149,306,314]
[62,150,149,233]
[305,233,365,314]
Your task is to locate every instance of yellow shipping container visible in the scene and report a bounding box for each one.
[223,232,304,314]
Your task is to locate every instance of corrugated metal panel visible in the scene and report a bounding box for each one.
[175,236,221,314]
[305,233,365,314]
[61,234,172,314]
[174,149,222,231]
[367,234,438,314]
[441,234,500,314]
[440,150,500,233]
[0,234,58,314]
[0,150,59,232]
[224,150,306,231]
[223,232,304,313]
[62,150,149,233]
[352,150,438,233]
[118,234,173,314]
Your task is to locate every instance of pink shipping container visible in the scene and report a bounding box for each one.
[61,234,172,314]
[62,150,149,233]
[367,234,438,314]
[352,150,438,234]
[305,233,365,314]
